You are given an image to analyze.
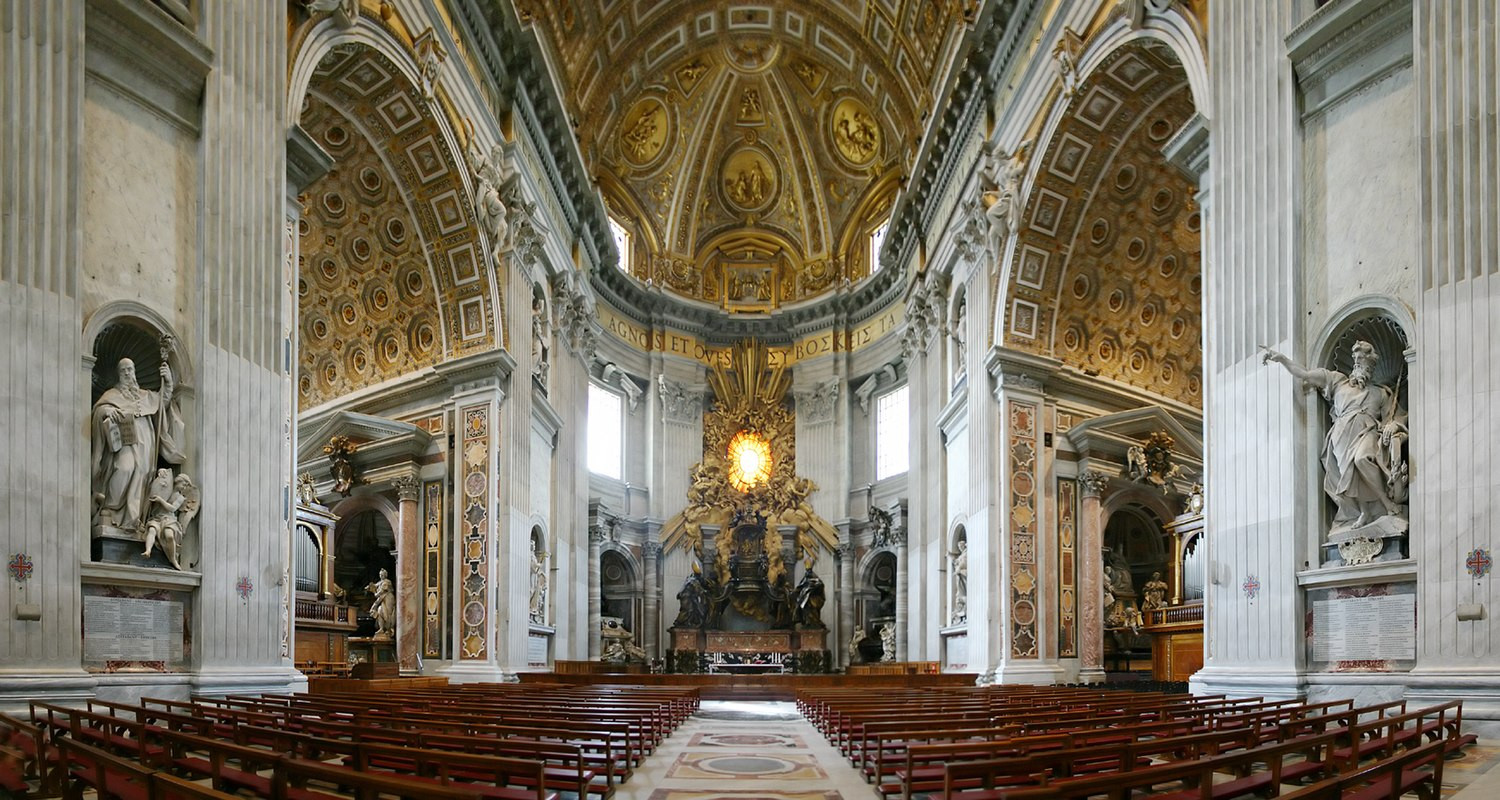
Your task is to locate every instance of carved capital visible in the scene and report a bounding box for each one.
[588,524,608,545]
[832,544,849,562]
[657,375,701,425]
[1079,470,1110,499]
[392,475,421,502]
[794,377,841,425]
[642,541,662,559]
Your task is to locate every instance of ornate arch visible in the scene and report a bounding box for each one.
[288,15,504,410]
[996,38,1203,408]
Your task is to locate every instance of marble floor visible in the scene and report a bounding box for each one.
[619,701,1500,800]
[618,700,871,800]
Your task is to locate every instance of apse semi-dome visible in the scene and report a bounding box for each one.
[518,1,972,311]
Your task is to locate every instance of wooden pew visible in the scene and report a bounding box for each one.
[2,711,61,797]
[350,740,553,800]
[272,756,507,800]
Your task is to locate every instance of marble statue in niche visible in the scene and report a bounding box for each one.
[366,568,395,639]
[794,569,826,630]
[528,540,548,624]
[531,293,550,391]
[91,351,190,547]
[879,621,896,662]
[1261,340,1409,546]
[950,538,969,624]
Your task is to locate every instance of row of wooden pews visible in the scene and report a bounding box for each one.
[4,682,696,799]
[796,685,1476,800]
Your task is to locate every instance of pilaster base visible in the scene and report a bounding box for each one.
[989,662,1068,686]
[0,669,98,714]
[190,666,301,698]
[432,661,515,684]
[1189,665,1306,699]
[1405,668,1500,739]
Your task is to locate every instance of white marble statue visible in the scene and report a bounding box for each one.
[366,568,395,639]
[879,622,896,662]
[848,627,867,663]
[528,544,548,624]
[950,539,968,624]
[531,293,550,389]
[142,470,198,571]
[91,358,187,536]
[1261,340,1408,534]
[979,139,1032,257]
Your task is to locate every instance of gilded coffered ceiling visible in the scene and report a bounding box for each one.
[516,0,973,310]
[298,46,495,410]
[1003,42,1202,407]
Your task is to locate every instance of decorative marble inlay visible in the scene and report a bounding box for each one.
[423,480,443,658]
[1058,478,1077,658]
[1008,399,1039,658]
[459,402,490,659]
[8,553,33,582]
[1467,548,1493,579]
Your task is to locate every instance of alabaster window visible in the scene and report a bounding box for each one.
[874,384,910,479]
[869,219,890,274]
[609,216,632,273]
[587,383,624,479]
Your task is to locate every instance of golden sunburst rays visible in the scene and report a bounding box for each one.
[708,340,789,413]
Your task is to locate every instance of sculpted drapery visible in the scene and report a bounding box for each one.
[91,358,187,536]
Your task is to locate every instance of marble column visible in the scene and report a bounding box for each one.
[393,475,421,673]
[642,541,660,658]
[836,543,854,667]
[1077,471,1108,683]
[895,528,909,661]
[587,524,604,658]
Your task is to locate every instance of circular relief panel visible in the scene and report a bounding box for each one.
[618,96,670,168]
[720,147,779,214]
[1013,600,1036,625]
[830,97,881,167]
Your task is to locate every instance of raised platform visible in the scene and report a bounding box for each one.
[306,675,449,695]
[517,670,980,700]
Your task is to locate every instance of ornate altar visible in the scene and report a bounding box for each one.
[662,341,835,674]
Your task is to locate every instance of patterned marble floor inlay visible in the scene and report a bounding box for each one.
[642,786,846,792]
[617,701,861,800]
[688,732,806,748]
[666,752,827,780]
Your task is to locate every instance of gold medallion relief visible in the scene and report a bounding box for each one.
[619,97,669,167]
[831,98,880,166]
[721,148,778,213]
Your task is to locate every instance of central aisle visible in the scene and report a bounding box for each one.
[616,700,872,800]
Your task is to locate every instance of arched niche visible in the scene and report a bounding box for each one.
[83,304,197,567]
[948,525,969,627]
[528,525,549,626]
[600,548,638,632]
[330,495,398,635]
[1303,297,1414,563]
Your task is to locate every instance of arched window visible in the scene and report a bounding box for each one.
[869,218,890,275]
[874,385,909,479]
[587,383,624,479]
[609,216,632,273]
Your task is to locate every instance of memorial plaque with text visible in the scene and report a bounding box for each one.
[82,592,189,670]
[1308,585,1416,670]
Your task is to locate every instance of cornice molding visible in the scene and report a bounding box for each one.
[1286,0,1413,121]
[84,0,213,134]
